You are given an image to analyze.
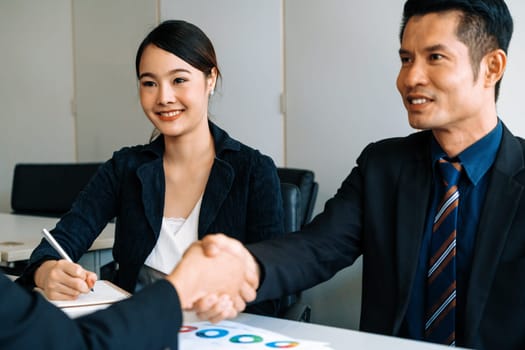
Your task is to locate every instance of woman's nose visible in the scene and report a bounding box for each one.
[157,84,176,105]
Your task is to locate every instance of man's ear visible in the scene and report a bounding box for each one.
[484,49,506,87]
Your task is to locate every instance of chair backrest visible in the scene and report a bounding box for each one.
[280,182,301,233]
[11,162,102,217]
[277,168,318,228]
[278,182,307,319]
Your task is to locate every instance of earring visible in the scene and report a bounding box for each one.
[210,89,215,96]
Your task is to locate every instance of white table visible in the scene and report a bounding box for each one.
[181,312,453,350]
[0,213,114,273]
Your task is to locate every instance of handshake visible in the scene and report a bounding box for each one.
[166,234,260,323]
[35,233,258,323]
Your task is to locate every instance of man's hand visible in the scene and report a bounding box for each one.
[165,235,259,322]
[201,233,260,292]
[192,234,261,322]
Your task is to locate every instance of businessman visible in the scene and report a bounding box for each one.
[1,241,256,350]
[197,0,525,348]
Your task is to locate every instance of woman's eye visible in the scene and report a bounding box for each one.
[174,77,187,84]
[141,81,156,87]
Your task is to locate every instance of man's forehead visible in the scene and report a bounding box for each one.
[402,10,462,42]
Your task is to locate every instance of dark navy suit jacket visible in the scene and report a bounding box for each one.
[1,273,181,349]
[18,122,284,313]
[249,123,525,349]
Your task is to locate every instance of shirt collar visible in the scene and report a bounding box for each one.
[431,119,502,186]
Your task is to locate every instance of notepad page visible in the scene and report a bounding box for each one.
[50,280,130,308]
[62,303,112,319]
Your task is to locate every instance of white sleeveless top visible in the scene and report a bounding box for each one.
[142,197,202,277]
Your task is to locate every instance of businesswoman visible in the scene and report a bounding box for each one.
[17,20,284,316]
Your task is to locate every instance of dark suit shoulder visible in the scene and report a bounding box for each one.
[359,130,432,163]
[213,124,278,175]
[0,274,87,349]
[513,135,525,152]
[1,274,181,350]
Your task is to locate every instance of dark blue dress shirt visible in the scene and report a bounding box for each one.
[403,120,503,344]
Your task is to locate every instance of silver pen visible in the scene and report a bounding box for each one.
[41,228,94,292]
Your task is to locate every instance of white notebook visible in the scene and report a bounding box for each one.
[40,280,130,318]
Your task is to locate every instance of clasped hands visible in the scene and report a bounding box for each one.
[167,234,260,323]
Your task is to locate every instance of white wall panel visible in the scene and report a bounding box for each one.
[0,0,75,212]
[73,0,157,162]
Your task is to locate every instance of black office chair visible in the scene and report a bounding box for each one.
[277,168,318,228]
[11,162,102,217]
[280,182,302,234]
[277,182,312,322]
[5,162,102,275]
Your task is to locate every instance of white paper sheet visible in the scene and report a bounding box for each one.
[47,280,130,308]
[179,320,333,349]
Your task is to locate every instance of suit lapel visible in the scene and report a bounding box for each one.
[134,123,238,240]
[198,158,234,237]
[137,158,165,238]
[393,146,433,333]
[136,156,235,239]
[464,128,524,343]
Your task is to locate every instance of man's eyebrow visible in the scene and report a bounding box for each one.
[398,44,449,55]
[424,44,448,52]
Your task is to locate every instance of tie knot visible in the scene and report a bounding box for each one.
[438,158,462,187]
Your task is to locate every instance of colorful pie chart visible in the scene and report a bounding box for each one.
[179,325,198,333]
[196,328,229,338]
[266,340,300,348]
[229,334,264,343]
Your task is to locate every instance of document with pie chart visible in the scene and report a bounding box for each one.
[179,320,333,349]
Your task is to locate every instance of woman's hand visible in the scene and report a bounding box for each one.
[34,259,97,300]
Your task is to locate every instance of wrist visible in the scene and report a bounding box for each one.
[34,260,57,288]
[166,267,203,309]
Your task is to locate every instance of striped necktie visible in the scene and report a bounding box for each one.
[425,158,462,346]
